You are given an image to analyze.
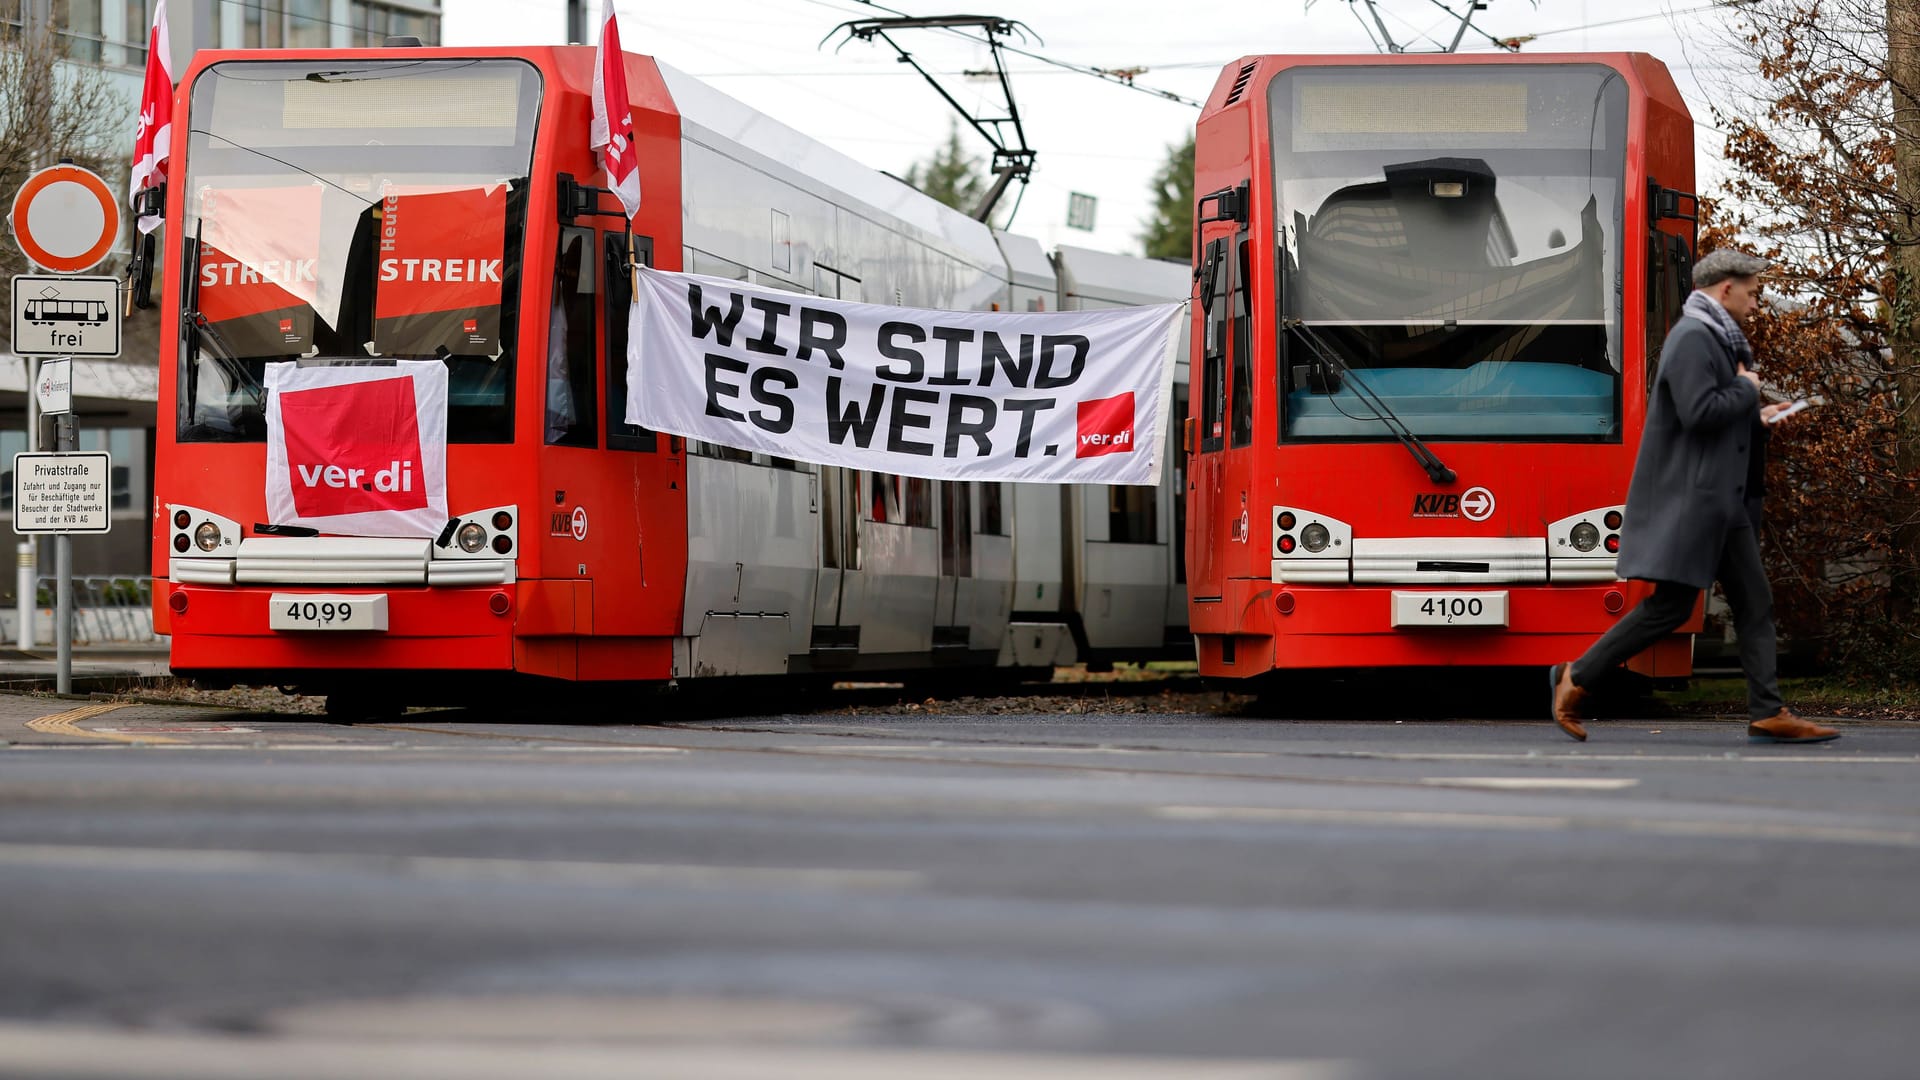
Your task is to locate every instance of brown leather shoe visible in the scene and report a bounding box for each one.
[1550,662,1588,742]
[1748,708,1840,744]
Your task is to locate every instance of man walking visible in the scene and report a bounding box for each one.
[1550,248,1838,745]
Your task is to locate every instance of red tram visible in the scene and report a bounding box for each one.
[150,44,1191,715]
[1185,53,1701,680]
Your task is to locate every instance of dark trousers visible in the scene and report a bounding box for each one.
[1570,525,1784,720]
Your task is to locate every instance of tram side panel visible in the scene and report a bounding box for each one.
[665,71,1017,677]
[1053,245,1193,662]
[990,231,1077,668]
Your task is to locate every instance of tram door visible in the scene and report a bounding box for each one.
[811,263,868,652]
[813,466,863,629]
[1188,229,1241,601]
[935,481,972,642]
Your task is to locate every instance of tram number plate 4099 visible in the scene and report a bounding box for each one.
[1391,591,1508,628]
[269,593,389,632]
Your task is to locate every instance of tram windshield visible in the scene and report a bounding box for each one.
[1271,64,1627,441]
[176,59,541,443]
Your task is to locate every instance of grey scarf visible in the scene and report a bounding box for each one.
[1682,289,1754,369]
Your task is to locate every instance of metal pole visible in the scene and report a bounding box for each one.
[18,358,38,651]
[55,536,70,694]
[55,413,73,695]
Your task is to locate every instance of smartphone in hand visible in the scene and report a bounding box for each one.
[1765,399,1811,424]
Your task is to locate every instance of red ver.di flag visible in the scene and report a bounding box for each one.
[590,0,641,218]
[265,361,449,538]
[128,0,173,234]
[199,185,323,356]
[373,184,507,357]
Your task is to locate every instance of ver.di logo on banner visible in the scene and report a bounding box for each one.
[264,360,449,538]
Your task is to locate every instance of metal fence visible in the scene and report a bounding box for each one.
[30,575,158,644]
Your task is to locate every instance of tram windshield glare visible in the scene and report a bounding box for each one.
[175,59,541,443]
[1271,65,1628,442]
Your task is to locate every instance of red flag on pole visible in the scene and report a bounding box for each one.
[590,0,641,219]
[129,0,174,235]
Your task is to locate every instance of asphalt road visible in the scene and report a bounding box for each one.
[2,690,1917,1079]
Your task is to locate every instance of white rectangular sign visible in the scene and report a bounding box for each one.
[10,275,121,357]
[1390,591,1509,627]
[35,357,72,414]
[627,267,1183,485]
[11,451,112,534]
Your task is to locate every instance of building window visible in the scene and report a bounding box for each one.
[51,0,104,62]
[242,0,283,47]
[285,0,325,47]
[349,0,439,47]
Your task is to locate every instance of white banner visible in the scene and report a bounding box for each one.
[627,267,1183,485]
[264,360,449,538]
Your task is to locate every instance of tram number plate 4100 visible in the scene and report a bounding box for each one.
[269,593,389,632]
[1391,591,1508,628]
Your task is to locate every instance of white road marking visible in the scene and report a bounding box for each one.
[1419,777,1640,791]
[0,843,923,891]
[1156,806,1920,848]
[1159,806,1572,831]
[1323,752,1920,765]
[0,1024,1358,1080]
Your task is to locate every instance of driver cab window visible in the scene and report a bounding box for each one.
[546,226,598,446]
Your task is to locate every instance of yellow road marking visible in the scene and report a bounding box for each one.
[26,703,180,745]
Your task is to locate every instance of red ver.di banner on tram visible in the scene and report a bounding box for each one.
[264,360,449,538]
[128,0,173,234]
[372,184,507,356]
[590,0,640,218]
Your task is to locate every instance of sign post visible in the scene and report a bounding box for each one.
[9,161,121,690]
[12,450,111,695]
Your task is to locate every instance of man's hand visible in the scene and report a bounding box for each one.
[1737,363,1762,392]
[1760,401,1793,423]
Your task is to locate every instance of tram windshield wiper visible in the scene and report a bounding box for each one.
[181,219,265,414]
[1287,319,1456,485]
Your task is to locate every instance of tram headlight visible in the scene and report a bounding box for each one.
[1301,522,1331,552]
[193,522,223,552]
[1569,522,1600,552]
[457,522,488,553]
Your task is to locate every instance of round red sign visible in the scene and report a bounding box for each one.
[10,164,120,274]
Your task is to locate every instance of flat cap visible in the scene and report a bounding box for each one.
[1693,248,1771,288]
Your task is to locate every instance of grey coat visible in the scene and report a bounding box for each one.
[1614,317,1763,589]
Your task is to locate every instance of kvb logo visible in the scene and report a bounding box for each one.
[281,377,429,517]
[1076,392,1135,458]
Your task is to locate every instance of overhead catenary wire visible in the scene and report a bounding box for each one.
[840,0,1203,107]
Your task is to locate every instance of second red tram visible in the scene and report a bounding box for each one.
[1186,53,1701,680]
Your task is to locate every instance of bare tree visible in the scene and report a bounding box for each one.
[1,24,133,353]
[1690,0,1920,672]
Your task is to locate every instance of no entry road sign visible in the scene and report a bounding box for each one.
[9,164,121,274]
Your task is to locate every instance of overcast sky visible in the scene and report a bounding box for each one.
[444,0,1748,257]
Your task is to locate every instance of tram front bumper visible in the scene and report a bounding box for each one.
[161,582,517,674]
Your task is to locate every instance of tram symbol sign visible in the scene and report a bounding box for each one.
[11,275,121,357]
[8,164,120,274]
